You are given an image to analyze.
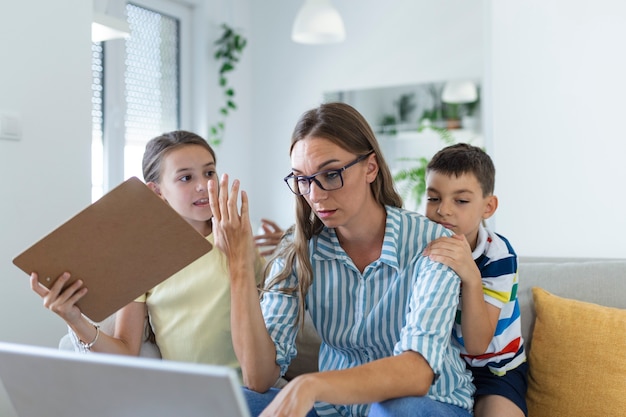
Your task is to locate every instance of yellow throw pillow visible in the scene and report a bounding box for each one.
[527,287,626,417]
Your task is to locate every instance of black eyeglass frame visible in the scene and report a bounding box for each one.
[283,150,374,196]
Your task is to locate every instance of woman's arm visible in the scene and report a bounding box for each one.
[424,234,499,354]
[209,174,281,391]
[260,351,433,417]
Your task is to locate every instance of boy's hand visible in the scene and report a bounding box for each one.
[424,234,481,285]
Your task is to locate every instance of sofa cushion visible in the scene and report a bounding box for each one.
[526,287,626,417]
[517,258,626,346]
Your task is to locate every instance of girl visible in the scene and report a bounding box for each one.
[31,131,265,375]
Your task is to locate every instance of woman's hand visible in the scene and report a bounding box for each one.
[260,375,318,417]
[30,271,86,325]
[208,174,257,268]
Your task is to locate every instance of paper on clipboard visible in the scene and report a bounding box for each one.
[12,177,213,322]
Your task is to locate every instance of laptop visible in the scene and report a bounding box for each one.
[0,341,251,417]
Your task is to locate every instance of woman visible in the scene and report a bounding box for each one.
[209,103,474,417]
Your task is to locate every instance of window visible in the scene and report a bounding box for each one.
[92,0,191,201]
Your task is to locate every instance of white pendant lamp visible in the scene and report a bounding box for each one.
[292,0,346,44]
[441,80,478,103]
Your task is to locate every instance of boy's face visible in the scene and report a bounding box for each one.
[425,171,497,250]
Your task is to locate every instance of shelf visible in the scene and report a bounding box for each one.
[377,127,484,178]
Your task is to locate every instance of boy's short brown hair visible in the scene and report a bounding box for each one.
[427,143,495,196]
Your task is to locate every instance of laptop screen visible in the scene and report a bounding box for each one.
[0,342,251,417]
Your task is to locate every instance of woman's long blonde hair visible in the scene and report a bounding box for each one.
[264,102,402,325]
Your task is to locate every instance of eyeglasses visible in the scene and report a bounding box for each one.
[284,151,374,196]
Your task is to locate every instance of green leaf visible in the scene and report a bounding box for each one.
[393,156,429,207]
[225,88,234,96]
[220,62,234,73]
[235,35,247,51]
[220,108,229,116]
[219,77,227,87]
[227,100,237,109]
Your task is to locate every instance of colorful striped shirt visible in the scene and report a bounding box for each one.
[453,224,527,375]
[262,206,474,417]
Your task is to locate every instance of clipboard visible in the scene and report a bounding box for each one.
[13,177,213,322]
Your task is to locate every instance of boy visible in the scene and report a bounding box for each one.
[423,143,528,417]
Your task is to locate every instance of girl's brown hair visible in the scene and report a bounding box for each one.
[142,130,216,183]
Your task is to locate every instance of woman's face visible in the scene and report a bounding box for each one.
[290,137,376,231]
[151,144,217,235]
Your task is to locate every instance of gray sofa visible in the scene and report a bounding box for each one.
[288,256,626,370]
[3,257,621,417]
[283,257,626,417]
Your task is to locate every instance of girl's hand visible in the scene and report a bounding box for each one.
[208,174,257,267]
[30,272,86,325]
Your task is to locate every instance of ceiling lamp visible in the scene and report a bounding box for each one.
[292,0,346,44]
[441,80,478,103]
[92,12,130,42]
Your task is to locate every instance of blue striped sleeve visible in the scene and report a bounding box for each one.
[260,258,301,376]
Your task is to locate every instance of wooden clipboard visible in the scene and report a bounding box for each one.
[13,177,213,322]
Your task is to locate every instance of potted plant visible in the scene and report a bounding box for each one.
[378,114,398,135]
[443,102,461,129]
[394,93,416,125]
[461,92,480,131]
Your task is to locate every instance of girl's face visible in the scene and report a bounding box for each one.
[290,137,377,231]
[149,144,217,235]
[425,171,497,250]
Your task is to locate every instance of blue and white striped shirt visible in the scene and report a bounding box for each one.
[262,206,475,416]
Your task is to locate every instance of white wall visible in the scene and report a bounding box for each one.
[0,0,254,351]
[200,0,257,199]
[1,0,623,353]
[0,0,92,348]
[246,0,626,259]
[246,0,484,232]
[485,0,626,258]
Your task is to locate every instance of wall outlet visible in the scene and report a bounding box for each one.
[0,113,22,141]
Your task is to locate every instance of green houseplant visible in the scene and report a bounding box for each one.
[208,23,247,145]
